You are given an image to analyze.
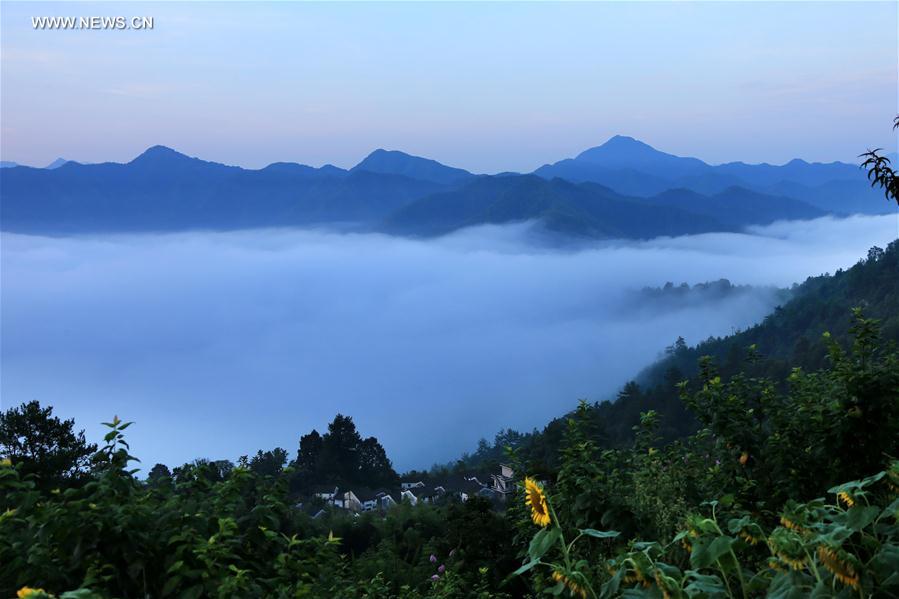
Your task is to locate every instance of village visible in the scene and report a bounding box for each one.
[305,464,516,517]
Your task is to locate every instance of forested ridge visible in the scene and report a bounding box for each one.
[446,241,898,477]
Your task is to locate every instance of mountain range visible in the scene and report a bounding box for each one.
[534,136,891,215]
[1,137,890,238]
[1,157,69,170]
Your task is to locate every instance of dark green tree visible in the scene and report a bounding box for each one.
[317,414,363,483]
[296,429,322,472]
[146,463,171,486]
[0,400,97,489]
[248,448,288,477]
[860,115,899,205]
[359,436,398,488]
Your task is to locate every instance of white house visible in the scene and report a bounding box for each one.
[313,485,339,502]
[491,464,515,499]
[342,490,363,513]
[361,490,398,512]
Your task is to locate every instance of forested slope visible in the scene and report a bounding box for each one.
[454,240,899,474]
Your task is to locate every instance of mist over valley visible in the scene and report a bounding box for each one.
[2,214,894,470]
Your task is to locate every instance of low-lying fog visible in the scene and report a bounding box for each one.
[1,214,896,471]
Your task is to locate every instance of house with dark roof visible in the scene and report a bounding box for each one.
[490,464,516,500]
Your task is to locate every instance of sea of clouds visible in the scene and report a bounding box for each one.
[1,214,896,470]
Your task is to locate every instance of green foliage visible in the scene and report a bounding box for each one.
[859,115,899,206]
[0,400,97,491]
[291,414,399,493]
[510,311,899,597]
[0,415,506,598]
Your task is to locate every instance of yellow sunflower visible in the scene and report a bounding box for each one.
[837,491,855,507]
[524,477,550,527]
[17,588,47,599]
[817,545,860,589]
[552,570,587,599]
[739,530,761,546]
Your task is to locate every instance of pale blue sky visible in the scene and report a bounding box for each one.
[1,1,897,172]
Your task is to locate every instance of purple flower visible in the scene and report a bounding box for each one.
[430,554,437,563]
[431,574,439,581]
[438,564,446,573]
[715,459,721,466]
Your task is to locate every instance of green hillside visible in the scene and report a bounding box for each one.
[452,240,899,474]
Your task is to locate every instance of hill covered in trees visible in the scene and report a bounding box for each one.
[449,240,899,475]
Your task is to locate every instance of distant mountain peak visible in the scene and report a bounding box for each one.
[352,148,472,185]
[45,158,69,169]
[571,135,709,179]
[603,135,653,148]
[130,145,192,165]
[366,148,405,158]
[576,135,673,161]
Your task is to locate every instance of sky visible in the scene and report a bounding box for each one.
[1,1,897,172]
[2,215,896,471]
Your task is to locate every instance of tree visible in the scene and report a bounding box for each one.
[358,436,397,488]
[248,448,288,477]
[860,115,899,206]
[173,458,234,483]
[303,414,398,487]
[0,400,97,489]
[317,414,363,483]
[146,463,172,486]
[295,429,322,472]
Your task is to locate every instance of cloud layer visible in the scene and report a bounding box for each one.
[1,214,896,470]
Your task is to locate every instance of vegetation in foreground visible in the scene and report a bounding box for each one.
[3,297,898,597]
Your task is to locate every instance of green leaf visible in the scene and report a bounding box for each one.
[161,575,182,596]
[545,581,565,595]
[809,580,836,598]
[842,505,880,531]
[60,592,104,599]
[528,527,561,561]
[512,557,542,576]
[881,498,899,519]
[580,528,620,539]
[691,535,735,570]
[684,571,727,598]
[166,559,184,574]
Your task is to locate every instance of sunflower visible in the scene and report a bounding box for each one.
[836,491,855,508]
[551,570,588,599]
[768,528,807,571]
[524,477,551,527]
[739,530,761,546]
[775,553,806,571]
[779,515,804,532]
[653,568,678,599]
[817,545,860,589]
[17,588,47,599]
